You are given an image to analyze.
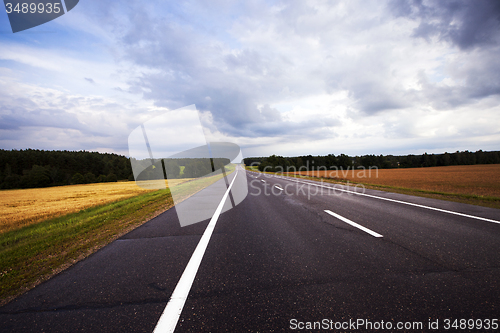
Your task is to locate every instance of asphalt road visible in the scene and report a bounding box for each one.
[1,165,499,332]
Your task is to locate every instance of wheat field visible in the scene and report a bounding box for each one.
[0,179,190,234]
[291,164,500,198]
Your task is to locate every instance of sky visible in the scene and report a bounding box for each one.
[0,0,499,158]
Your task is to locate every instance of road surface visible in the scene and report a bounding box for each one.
[1,165,499,332]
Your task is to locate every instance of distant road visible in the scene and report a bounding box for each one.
[1,166,499,332]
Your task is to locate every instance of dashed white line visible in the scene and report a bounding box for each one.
[153,170,239,333]
[274,185,283,191]
[324,210,383,238]
[276,175,500,225]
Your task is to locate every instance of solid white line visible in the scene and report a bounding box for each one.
[153,170,239,333]
[324,210,383,238]
[277,175,500,225]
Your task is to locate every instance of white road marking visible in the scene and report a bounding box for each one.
[325,210,383,238]
[277,175,500,225]
[153,170,239,333]
[261,179,266,183]
[274,185,284,191]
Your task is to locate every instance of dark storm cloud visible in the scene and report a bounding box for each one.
[390,0,500,49]
[414,48,500,109]
[460,52,500,99]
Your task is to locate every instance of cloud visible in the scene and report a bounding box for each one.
[0,72,168,154]
[1,0,499,157]
[0,107,83,131]
[390,0,500,50]
[408,47,500,110]
[109,1,372,135]
[78,0,498,155]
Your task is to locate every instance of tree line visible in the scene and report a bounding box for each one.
[244,150,500,173]
[132,157,230,181]
[0,149,133,189]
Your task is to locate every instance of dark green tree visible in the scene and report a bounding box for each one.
[72,173,85,184]
[21,165,51,188]
[106,173,118,182]
[97,174,107,183]
[2,173,21,189]
[337,154,351,169]
[84,172,96,184]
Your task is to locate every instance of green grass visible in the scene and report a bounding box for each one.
[0,164,238,306]
[0,189,173,306]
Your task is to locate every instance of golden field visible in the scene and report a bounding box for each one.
[0,179,191,234]
[290,164,500,198]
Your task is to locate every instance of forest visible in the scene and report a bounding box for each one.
[0,149,133,189]
[0,149,232,190]
[132,157,230,181]
[244,150,500,173]
[3,149,499,189]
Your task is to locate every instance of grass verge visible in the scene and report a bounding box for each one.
[0,165,237,306]
[0,189,173,306]
[0,181,160,234]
